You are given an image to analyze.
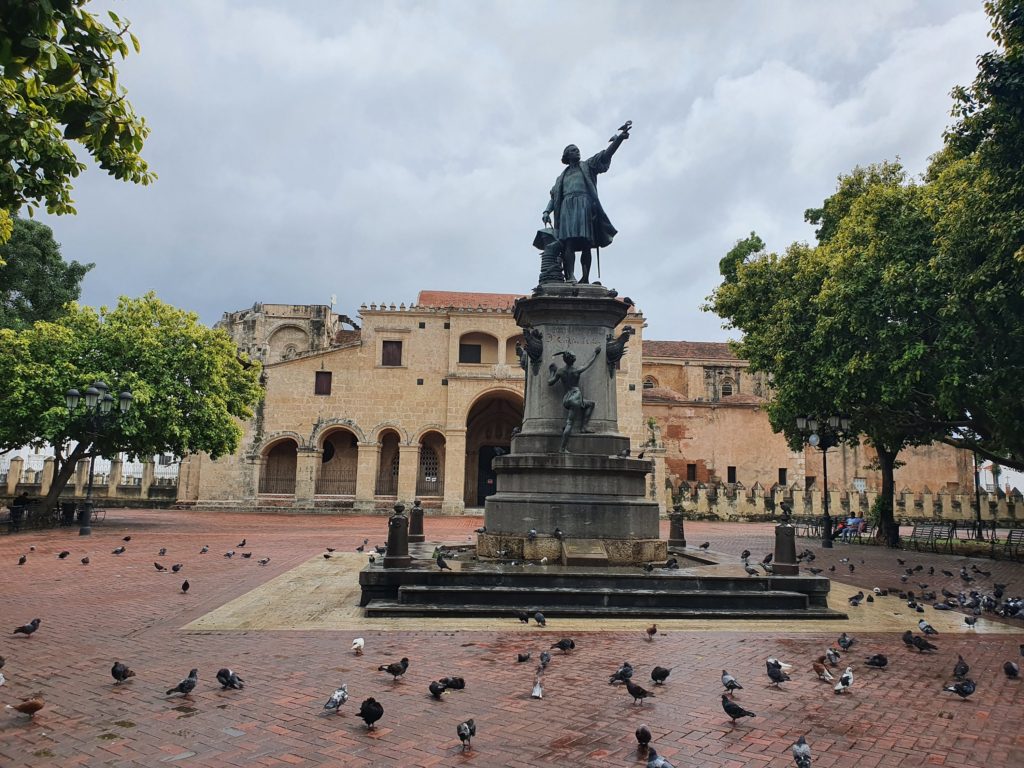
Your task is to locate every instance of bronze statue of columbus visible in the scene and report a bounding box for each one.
[540,121,631,284]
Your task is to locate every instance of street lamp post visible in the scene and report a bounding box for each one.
[65,381,133,536]
[796,414,850,550]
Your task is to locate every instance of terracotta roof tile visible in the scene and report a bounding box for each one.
[642,386,690,404]
[642,340,739,361]
[333,329,362,345]
[416,291,524,310]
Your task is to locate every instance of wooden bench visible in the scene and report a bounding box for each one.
[1004,529,1024,560]
[905,521,954,553]
[794,517,819,538]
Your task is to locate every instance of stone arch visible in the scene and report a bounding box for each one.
[375,428,402,496]
[464,387,524,507]
[252,431,306,456]
[267,323,311,362]
[643,375,658,389]
[258,437,298,495]
[416,429,446,497]
[458,330,500,364]
[369,422,410,444]
[312,418,366,444]
[315,426,359,495]
[412,423,446,443]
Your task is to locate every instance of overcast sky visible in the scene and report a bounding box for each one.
[38,0,991,341]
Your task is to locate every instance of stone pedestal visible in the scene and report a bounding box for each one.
[773,522,799,576]
[383,503,411,569]
[408,498,425,543]
[481,283,663,565]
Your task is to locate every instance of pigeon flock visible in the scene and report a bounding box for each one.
[3,528,1024,767]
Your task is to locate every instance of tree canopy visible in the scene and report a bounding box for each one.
[0,216,92,329]
[0,293,263,506]
[0,0,154,243]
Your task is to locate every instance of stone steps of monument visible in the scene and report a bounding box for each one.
[363,597,845,621]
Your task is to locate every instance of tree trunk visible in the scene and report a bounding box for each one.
[42,442,88,510]
[876,447,900,548]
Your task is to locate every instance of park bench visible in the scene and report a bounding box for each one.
[1004,529,1024,560]
[794,517,819,538]
[905,521,954,553]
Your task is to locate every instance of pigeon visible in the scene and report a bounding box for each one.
[81,556,89,565]
[358,697,384,729]
[237,538,246,548]
[767,664,790,687]
[740,549,751,561]
[918,619,938,635]
[625,678,655,705]
[744,564,760,577]
[18,554,26,565]
[834,666,854,694]
[368,555,376,564]
[531,674,543,699]
[257,557,270,566]
[901,630,916,648]
[456,718,475,751]
[645,624,658,640]
[241,552,252,559]
[912,635,937,653]
[964,616,976,629]
[112,546,126,555]
[439,676,465,690]
[650,666,672,685]
[864,654,888,669]
[767,658,794,672]
[428,680,448,700]
[515,611,531,624]
[181,579,190,594]
[6,697,44,717]
[551,638,575,654]
[154,562,166,571]
[792,735,812,768]
[323,684,348,713]
[721,694,756,723]
[1003,661,1019,679]
[352,638,364,655]
[539,651,551,669]
[374,545,387,555]
[646,747,675,768]
[166,669,198,697]
[610,661,634,684]
[199,545,209,554]
[953,655,970,680]
[762,553,773,565]
[323,553,332,560]
[517,652,531,663]
[534,611,546,627]
[356,539,368,552]
[825,648,841,666]
[838,632,855,651]
[812,657,834,682]
[699,542,710,550]
[111,661,135,684]
[378,657,409,680]
[527,528,536,540]
[943,678,976,699]
[13,618,41,636]
[171,563,183,572]
[553,527,563,540]
[158,548,167,556]
[721,670,743,694]
[58,550,70,559]
[325,547,335,553]
[635,723,652,753]
[217,668,244,689]
[436,554,452,571]
[0,672,4,687]
[224,550,235,558]
[122,536,131,542]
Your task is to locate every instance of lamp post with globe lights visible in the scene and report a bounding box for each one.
[795,414,850,549]
[65,381,133,535]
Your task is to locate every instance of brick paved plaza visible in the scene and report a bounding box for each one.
[1,510,1022,767]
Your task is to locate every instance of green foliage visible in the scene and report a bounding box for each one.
[0,294,263,499]
[0,217,92,329]
[0,0,155,240]
[718,232,765,284]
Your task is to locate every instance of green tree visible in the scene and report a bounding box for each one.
[0,217,93,329]
[0,293,263,509]
[0,0,154,244]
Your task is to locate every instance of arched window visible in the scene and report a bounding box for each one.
[643,376,657,389]
[417,447,441,496]
[721,378,734,397]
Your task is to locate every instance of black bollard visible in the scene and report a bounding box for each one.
[408,498,425,543]
[773,503,799,576]
[668,506,686,550]
[383,502,412,569]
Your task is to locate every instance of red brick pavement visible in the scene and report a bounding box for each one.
[0,510,1022,767]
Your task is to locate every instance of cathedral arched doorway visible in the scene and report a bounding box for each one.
[259,439,297,495]
[416,431,446,498]
[465,391,523,506]
[316,428,358,495]
[375,429,401,496]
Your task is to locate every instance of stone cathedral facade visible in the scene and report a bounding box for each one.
[175,292,972,514]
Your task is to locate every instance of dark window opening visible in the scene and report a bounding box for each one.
[727,466,737,484]
[778,467,788,486]
[382,340,403,366]
[416,378,424,385]
[314,370,332,395]
[459,343,482,364]
[443,322,450,329]
[721,380,734,396]
[418,322,425,329]
[686,463,697,482]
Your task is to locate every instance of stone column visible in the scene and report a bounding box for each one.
[294,448,321,505]
[40,457,55,495]
[442,429,467,514]
[354,441,380,513]
[646,445,667,514]
[7,457,23,494]
[397,444,419,503]
[141,459,155,498]
[74,459,89,496]
[108,457,123,498]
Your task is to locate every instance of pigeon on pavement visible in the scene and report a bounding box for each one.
[217,668,244,689]
[1003,661,1019,679]
[517,652,531,663]
[111,662,135,684]
[834,666,854,694]
[646,747,675,768]
[792,735,812,768]
[610,661,634,684]
[352,638,364,655]
[534,611,546,627]
[550,638,575,654]
[539,651,551,669]
[912,635,937,653]
[439,676,464,690]
[112,546,125,555]
[323,684,348,713]
[864,654,888,669]
[943,678,976,699]
[181,579,190,594]
[953,655,970,680]
[625,678,655,705]
[767,663,790,687]
[919,619,938,635]
[428,680,448,699]
[58,551,70,559]
[13,618,41,636]
[456,718,475,751]
[721,670,743,695]
[635,723,652,753]
[378,657,409,680]
[6,697,44,717]
[825,648,841,666]
[436,554,452,571]
[721,694,756,723]
[358,697,384,729]
[531,674,543,699]
[646,624,658,640]
[166,669,198,697]
[837,633,855,651]
[650,666,671,685]
[18,554,27,565]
